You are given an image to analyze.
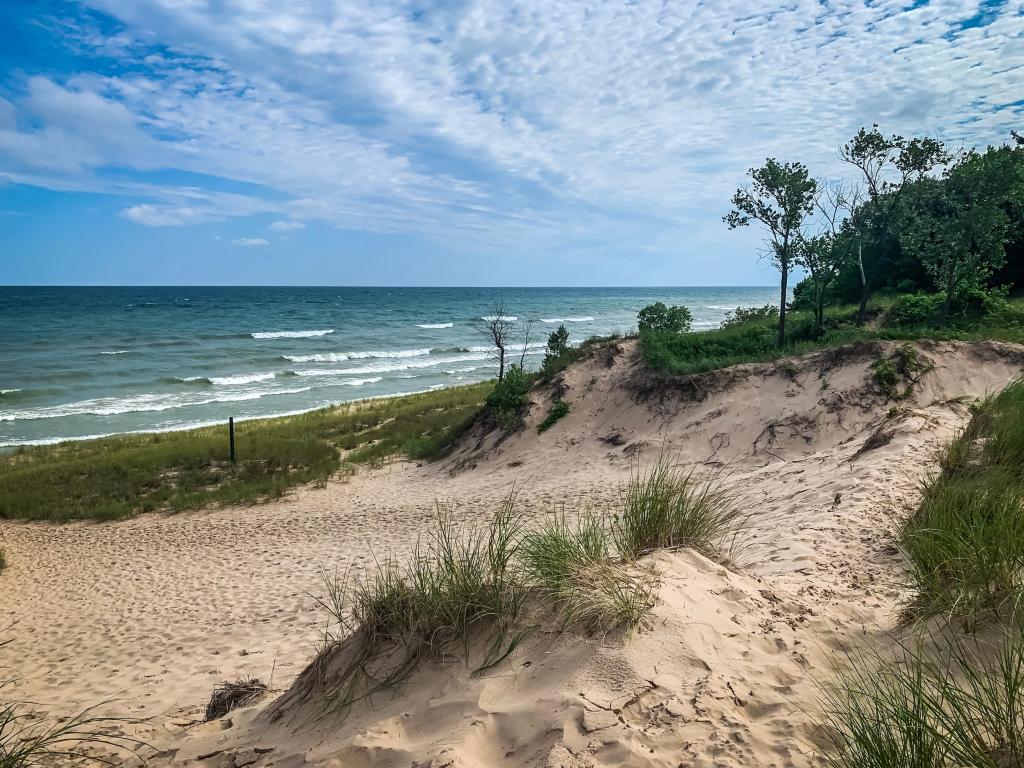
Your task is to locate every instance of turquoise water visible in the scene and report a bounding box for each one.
[0,286,777,446]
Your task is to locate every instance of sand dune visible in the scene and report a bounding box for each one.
[2,338,1022,766]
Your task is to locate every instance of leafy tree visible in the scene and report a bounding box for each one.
[725,158,817,347]
[839,125,951,322]
[485,364,531,430]
[637,302,692,333]
[899,154,1010,321]
[546,325,570,357]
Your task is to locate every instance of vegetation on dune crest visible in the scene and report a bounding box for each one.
[0,383,491,522]
[302,457,734,716]
[537,400,570,433]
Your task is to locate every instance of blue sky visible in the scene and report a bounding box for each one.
[1,0,1021,286]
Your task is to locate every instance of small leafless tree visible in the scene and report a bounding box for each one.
[517,318,535,369]
[480,300,514,382]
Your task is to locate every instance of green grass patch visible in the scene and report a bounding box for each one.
[0,383,491,522]
[537,400,570,433]
[821,629,1024,767]
[900,378,1024,626]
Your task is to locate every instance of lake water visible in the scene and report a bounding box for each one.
[0,286,777,446]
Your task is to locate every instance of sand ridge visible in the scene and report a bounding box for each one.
[2,339,1023,766]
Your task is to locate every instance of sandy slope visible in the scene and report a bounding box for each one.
[1,339,1022,766]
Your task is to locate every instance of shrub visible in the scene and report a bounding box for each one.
[546,325,570,357]
[539,326,579,382]
[871,344,932,401]
[537,401,570,433]
[614,456,740,560]
[889,293,942,327]
[637,302,693,334]
[721,304,779,328]
[485,365,532,431]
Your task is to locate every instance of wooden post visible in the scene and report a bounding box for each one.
[229,417,236,464]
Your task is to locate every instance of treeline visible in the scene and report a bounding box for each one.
[725,127,1024,344]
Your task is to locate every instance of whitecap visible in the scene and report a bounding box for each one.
[480,315,517,322]
[101,350,130,355]
[539,316,594,323]
[416,322,454,329]
[209,372,277,386]
[251,329,334,339]
[284,348,431,363]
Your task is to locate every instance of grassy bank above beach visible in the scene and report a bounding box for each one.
[0,383,491,522]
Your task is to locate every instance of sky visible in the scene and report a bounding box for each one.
[0,0,1021,286]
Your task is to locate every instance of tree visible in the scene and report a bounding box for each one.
[725,158,817,348]
[480,301,514,382]
[899,154,1010,321]
[637,302,692,333]
[797,183,857,337]
[840,125,951,322]
[546,324,570,357]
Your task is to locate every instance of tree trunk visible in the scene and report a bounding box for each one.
[497,346,505,381]
[778,260,788,349]
[856,240,869,325]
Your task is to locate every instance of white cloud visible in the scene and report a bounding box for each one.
[2,0,1022,259]
[269,219,305,231]
[232,237,269,247]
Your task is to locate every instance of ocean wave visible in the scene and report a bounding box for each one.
[0,389,21,395]
[444,366,485,374]
[480,315,517,322]
[704,305,734,310]
[251,329,335,339]
[539,316,594,323]
[339,377,383,386]
[416,322,454,329]
[0,386,316,422]
[100,350,130,355]
[210,372,277,386]
[283,348,432,363]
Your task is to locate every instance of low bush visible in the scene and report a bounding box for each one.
[485,365,532,431]
[871,344,933,401]
[721,304,779,328]
[888,293,943,327]
[537,400,570,433]
[638,302,693,334]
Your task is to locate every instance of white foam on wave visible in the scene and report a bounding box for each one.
[0,385,316,422]
[416,322,454,329]
[209,372,277,386]
[251,329,335,339]
[539,316,594,323]
[480,315,517,322]
[101,350,130,355]
[284,348,431,363]
[1,389,21,394]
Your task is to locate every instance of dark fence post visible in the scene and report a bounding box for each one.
[229,417,236,464]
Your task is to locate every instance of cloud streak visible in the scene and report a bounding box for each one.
[1,0,1021,259]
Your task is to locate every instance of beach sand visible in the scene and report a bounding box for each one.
[2,338,1022,766]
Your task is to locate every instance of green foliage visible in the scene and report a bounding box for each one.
[0,550,4,572]
[521,513,653,631]
[721,304,778,328]
[821,629,1024,768]
[537,400,570,434]
[871,344,932,401]
[613,455,740,561]
[637,302,693,334]
[485,364,532,431]
[0,383,491,521]
[546,325,570,357]
[888,293,944,326]
[900,379,1024,625]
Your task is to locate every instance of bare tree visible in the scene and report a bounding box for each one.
[480,300,514,382]
[517,318,535,369]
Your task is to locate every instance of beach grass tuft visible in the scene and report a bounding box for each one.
[613,455,741,561]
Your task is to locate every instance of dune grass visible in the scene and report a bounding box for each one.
[303,458,734,717]
[536,400,570,433]
[900,379,1024,626]
[0,383,491,522]
[821,628,1024,768]
[521,512,654,631]
[613,455,741,560]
